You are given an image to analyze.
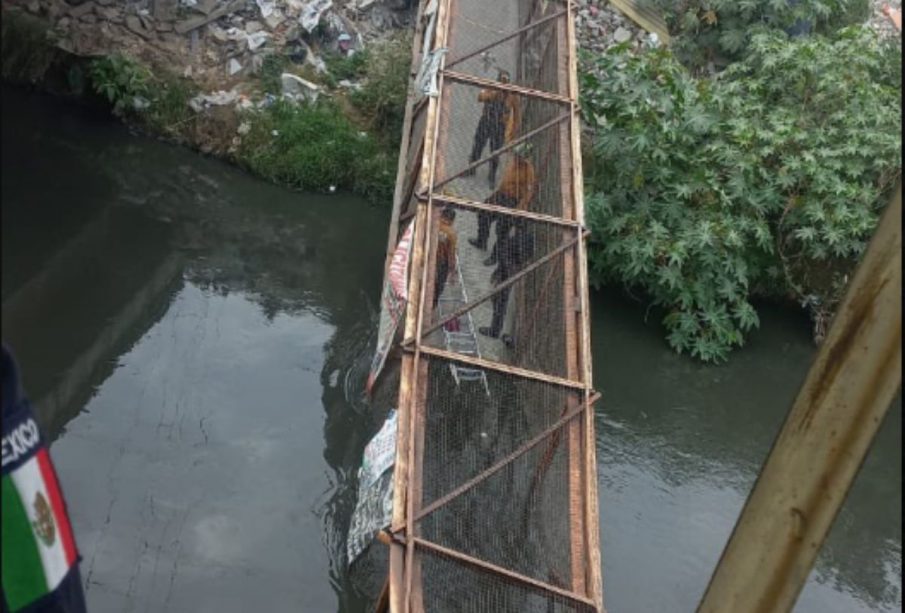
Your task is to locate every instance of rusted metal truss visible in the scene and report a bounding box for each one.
[378,0,604,611]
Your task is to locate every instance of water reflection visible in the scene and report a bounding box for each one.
[593,290,901,613]
[2,87,899,613]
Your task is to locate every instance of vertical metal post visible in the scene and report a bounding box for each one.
[697,185,902,613]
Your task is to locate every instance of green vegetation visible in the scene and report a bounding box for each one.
[348,34,412,149]
[581,27,901,362]
[87,53,197,133]
[646,0,870,71]
[236,99,395,202]
[1,10,57,84]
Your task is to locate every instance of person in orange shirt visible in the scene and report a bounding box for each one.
[469,142,537,267]
[463,70,520,186]
[433,207,458,309]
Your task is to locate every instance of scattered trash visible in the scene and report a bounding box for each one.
[281,72,320,101]
[246,30,269,51]
[180,0,198,7]
[337,32,352,53]
[329,185,337,193]
[271,129,279,136]
[237,121,252,135]
[188,89,239,112]
[228,58,243,75]
[287,42,308,64]
[255,0,275,18]
[299,0,333,33]
[132,96,150,111]
[258,93,279,108]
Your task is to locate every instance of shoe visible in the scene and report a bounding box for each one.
[468,238,486,249]
[478,326,500,338]
[483,255,497,266]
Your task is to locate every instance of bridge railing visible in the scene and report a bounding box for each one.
[381,1,603,611]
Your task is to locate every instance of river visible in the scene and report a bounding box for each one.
[1,88,900,613]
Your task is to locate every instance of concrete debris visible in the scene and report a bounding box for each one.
[175,0,244,34]
[228,57,243,75]
[125,14,151,38]
[262,10,285,30]
[280,72,320,101]
[244,20,264,34]
[299,0,332,33]
[246,30,269,51]
[613,26,632,43]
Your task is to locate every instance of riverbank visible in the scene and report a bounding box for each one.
[0,0,653,203]
[1,0,414,202]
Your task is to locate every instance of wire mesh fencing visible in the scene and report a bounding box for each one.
[378,0,603,610]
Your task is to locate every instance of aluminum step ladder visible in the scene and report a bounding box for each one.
[437,252,491,397]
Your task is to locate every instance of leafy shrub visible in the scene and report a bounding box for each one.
[644,0,869,71]
[1,10,57,84]
[88,53,152,116]
[236,99,394,203]
[581,28,901,361]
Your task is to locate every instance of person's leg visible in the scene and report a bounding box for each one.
[488,125,504,185]
[433,262,449,308]
[465,117,490,176]
[484,216,510,266]
[471,191,503,248]
[484,195,516,266]
[471,211,491,249]
[479,286,510,338]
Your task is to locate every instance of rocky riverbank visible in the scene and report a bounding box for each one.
[2,0,898,202]
[10,0,416,87]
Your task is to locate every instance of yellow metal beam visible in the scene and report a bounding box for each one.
[697,184,902,613]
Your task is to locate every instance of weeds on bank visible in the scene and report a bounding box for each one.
[1,10,57,84]
[236,99,395,202]
[349,33,411,149]
[87,53,197,134]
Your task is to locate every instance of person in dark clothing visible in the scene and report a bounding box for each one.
[469,142,537,268]
[433,207,458,309]
[463,70,518,185]
[1,345,87,613]
[478,221,534,339]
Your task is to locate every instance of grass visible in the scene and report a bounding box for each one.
[236,99,396,203]
[348,33,412,149]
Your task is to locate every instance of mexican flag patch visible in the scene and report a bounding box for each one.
[2,413,78,612]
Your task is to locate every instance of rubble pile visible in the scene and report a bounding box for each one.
[18,0,416,85]
[574,0,648,56]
